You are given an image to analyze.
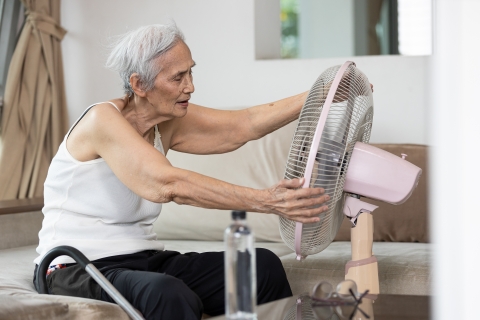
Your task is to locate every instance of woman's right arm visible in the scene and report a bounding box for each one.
[83,104,329,224]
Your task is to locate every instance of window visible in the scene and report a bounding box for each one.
[280,0,299,58]
[278,0,432,59]
[397,0,432,55]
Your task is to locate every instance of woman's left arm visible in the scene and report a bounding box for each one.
[168,91,308,154]
[244,91,308,140]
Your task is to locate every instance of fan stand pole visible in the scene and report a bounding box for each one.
[345,212,380,296]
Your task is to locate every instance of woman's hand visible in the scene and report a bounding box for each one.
[261,178,329,223]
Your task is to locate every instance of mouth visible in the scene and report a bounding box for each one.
[177,99,189,107]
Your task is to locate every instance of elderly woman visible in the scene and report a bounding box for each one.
[33,24,330,319]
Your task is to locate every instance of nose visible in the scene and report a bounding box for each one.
[183,74,194,94]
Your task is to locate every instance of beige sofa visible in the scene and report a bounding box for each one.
[0,121,430,319]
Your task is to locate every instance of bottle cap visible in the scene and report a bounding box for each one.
[231,210,246,220]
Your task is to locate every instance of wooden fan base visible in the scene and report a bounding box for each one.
[353,298,374,320]
[345,212,380,296]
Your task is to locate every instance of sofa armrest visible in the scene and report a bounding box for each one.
[0,197,44,250]
[0,197,44,215]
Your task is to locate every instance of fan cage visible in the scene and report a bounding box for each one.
[283,295,317,320]
[279,63,374,257]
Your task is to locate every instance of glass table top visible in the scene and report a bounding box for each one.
[210,293,430,320]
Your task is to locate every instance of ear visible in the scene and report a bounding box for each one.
[129,73,147,97]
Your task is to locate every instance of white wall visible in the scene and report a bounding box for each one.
[61,0,428,145]
[429,1,480,319]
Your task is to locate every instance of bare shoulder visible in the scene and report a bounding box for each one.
[67,102,129,161]
[85,102,125,124]
[75,103,129,141]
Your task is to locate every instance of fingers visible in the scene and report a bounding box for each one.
[276,177,305,189]
[281,193,330,218]
[266,179,332,224]
[287,194,330,210]
[279,205,329,224]
[285,186,325,200]
[271,178,327,203]
[275,178,325,195]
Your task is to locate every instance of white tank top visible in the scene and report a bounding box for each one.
[34,102,165,265]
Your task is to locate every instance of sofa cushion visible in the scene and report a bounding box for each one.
[0,295,69,320]
[165,241,430,296]
[281,241,430,296]
[0,240,429,320]
[334,144,429,243]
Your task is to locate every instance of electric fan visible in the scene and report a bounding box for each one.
[279,61,422,294]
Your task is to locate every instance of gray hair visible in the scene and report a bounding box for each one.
[106,23,185,96]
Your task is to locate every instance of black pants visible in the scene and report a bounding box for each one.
[34,248,292,319]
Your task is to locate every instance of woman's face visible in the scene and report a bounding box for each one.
[145,40,195,119]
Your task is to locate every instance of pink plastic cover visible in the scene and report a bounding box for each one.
[343,142,422,204]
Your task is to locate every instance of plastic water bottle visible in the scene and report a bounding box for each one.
[224,210,257,320]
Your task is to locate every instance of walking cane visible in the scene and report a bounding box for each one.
[35,245,144,320]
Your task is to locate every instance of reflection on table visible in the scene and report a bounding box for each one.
[210,293,430,320]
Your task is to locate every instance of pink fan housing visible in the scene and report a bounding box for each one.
[344,142,422,205]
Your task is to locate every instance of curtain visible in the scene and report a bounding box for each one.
[0,0,68,200]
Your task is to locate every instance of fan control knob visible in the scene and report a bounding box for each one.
[401,153,408,160]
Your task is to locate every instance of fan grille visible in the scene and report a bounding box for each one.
[279,63,374,257]
[283,295,316,320]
